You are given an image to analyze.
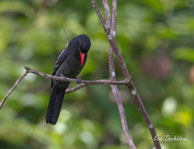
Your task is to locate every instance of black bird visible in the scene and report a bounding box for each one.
[46,34,91,125]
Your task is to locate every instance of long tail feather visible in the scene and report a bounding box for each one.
[46,85,67,125]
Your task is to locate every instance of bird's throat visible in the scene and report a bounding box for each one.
[79,51,85,66]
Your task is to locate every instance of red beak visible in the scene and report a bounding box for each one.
[79,51,85,66]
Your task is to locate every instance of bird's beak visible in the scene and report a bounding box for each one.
[79,50,85,66]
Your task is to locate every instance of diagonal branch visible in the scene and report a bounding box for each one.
[111,0,117,36]
[103,0,136,148]
[108,37,161,149]
[102,0,111,34]
[91,0,161,148]
[91,0,107,34]
[0,70,28,109]
[65,84,87,94]
[109,45,136,149]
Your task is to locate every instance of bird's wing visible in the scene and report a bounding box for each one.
[51,49,68,87]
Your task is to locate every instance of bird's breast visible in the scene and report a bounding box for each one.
[56,55,83,78]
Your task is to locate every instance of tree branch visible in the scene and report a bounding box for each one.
[109,35,161,149]
[91,0,107,34]
[102,0,136,148]
[109,35,136,149]
[0,67,127,109]
[91,0,161,148]
[0,70,28,109]
[25,67,127,85]
[65,84,87,94]
[102,0,111,34]
[111,0,117,37]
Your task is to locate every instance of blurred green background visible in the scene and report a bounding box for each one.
[0,0,194,149]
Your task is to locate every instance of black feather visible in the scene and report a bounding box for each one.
[46,83,69,125]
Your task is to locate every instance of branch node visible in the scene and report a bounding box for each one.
[126,78,131,85]
[125,72,133,85]
[24,66,30,72]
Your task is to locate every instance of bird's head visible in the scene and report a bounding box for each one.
[69,34,91,66]
[78,34,91,53]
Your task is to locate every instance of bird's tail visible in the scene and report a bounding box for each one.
[46,85,68,125]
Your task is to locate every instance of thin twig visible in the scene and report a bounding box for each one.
[91,0,107,34]
[0,70,28,109]
[65,84,87,94]
[111,0,117,37]
[112,86,136,149]
[102,0,111,34]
